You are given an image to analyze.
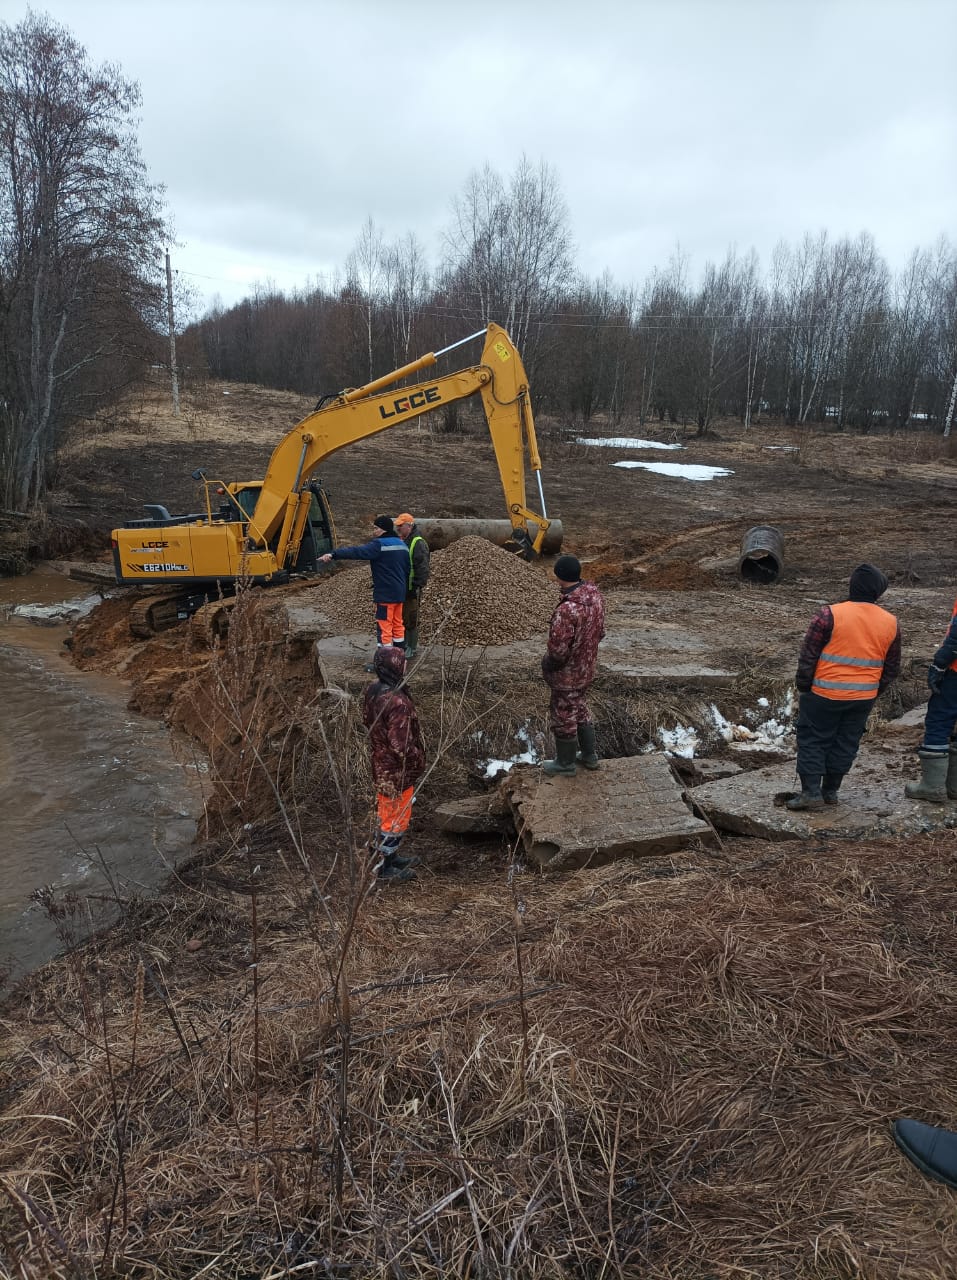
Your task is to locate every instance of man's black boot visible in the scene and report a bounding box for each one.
[822,773,844,805]
[377,861,416,884]
[893,1118,957,1189]
[576,722,600,770]
[787,775,825,811]
[543,735,578,777]
[376,829,419,872]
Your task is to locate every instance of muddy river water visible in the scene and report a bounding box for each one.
[0,565,204,981]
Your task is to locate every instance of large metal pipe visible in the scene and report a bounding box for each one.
[415,517,564,556]
[739,525,784,583]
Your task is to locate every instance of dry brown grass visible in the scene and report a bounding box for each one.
[2,734,957,1277]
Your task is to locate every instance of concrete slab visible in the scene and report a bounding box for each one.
[435,793,514,836]
[281,596,748,689]
[692,743,957,841]
[672,757,745,786]
[504,754,717,870]
[601,660,737,686]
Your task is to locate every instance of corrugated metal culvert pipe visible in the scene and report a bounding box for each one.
[739,525,784,583]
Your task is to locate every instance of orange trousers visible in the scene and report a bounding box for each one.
[375,602,405,646]
[377,786,415,834]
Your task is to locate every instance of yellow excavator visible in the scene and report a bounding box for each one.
[111,323,562,635]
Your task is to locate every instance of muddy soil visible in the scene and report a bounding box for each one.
[4,378,957,1276]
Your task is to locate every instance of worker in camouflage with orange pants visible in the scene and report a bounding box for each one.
[362,646,426,884]
[540,554,606,776]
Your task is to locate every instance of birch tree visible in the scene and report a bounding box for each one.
[443,157,574,371]
[0,11,166,508]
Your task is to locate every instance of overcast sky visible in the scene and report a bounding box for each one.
[20,0,957,316]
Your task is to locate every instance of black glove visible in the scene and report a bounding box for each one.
[928,664,947,695]
[541,654,559,678]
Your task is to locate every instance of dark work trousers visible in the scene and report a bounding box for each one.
[402,591,420,635]
[795,690,876,783]
[549,687,593,737]
[921,669,957,752]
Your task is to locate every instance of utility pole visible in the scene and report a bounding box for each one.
[165,249,180,417]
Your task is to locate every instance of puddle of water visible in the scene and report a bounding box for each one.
[0,566,205,981]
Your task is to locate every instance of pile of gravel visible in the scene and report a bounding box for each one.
[317,535,556,647]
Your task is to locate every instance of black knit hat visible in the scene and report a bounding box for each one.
[372,515,394,536]
[554,554,582,583]
[848,562,887,602]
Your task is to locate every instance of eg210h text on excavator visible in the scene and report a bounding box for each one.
[111,324,563,636]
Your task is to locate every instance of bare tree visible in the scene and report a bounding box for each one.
[345,216,384,381]
[382,230,429,365]
[0,11,166,508]
[443,157,574,370]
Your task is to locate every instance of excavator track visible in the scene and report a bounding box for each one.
[129,592,190,638]
[189,598,235,647]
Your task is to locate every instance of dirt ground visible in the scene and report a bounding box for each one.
[3,377,957,1277]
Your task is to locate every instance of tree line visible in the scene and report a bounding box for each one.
[195,191,957,438]
[2,12,955,516]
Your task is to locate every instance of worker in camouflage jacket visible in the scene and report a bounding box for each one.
[540,554,606,776]
[362,644,426,884]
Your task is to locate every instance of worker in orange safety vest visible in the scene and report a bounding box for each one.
[904,596,957,803]
[788,563,901,811]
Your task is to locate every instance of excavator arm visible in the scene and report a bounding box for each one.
[248,323,552,567]
[111,324,557,616]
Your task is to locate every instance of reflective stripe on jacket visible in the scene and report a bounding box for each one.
[811,601,898,700]
[407,532,429,591]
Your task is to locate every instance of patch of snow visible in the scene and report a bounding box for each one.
[576,436,683,451]
[613,461,733,481]
[709,695,796,752]
[480,723,539,778]
[658,724,699,758]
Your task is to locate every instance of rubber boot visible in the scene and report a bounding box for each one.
[822,773,844,805]
[405,627,419,659]
[786,775,825,811]
[576,722,600,770]
[893,1118,957,1189]
[375,830,420,872]
[947,745,957,800]
[904,750,949,803]
[377,861,416,884]
[543,735,578,777]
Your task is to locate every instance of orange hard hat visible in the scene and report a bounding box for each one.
[394,513,414,525]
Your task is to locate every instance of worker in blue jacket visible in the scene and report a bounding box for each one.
[320,515,411,652]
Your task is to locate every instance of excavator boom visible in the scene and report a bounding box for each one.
[111,324,558,614]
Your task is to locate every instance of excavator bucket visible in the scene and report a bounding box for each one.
[412,518,564,556]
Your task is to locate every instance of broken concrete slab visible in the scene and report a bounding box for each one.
[504,754,717,870]
[691,743,957,841]
[435,793,514,836]
[601,660,737,687]
[672,757,745,786]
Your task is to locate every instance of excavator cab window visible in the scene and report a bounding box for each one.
[294,483,334,571]
[233,487,260,520]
